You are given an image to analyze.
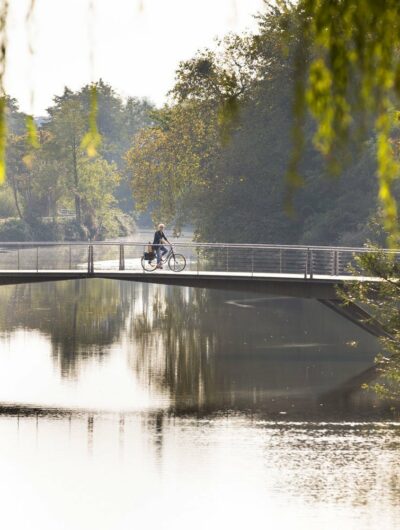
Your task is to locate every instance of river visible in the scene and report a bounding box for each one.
[0,276,399,529]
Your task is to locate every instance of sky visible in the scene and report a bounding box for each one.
[5,0,265,115]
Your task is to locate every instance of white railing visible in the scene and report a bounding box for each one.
[0,241,397,278]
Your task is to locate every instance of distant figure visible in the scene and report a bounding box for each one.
[153,223,169,269]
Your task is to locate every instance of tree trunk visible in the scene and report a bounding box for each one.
[9,174,23,220]
[72,139,81,223]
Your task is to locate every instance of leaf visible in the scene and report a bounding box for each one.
[26,115,39,148]
[0,97,7,184]
[81,85,101,157]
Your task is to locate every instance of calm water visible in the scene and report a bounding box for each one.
[0,278,399,529]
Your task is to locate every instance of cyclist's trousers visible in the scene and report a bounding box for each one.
[156,245,168,263]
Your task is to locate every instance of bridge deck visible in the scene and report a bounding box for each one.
[0,268,379,299]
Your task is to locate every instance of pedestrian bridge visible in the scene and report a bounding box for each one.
[0,241,394,337]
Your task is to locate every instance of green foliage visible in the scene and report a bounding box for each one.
[0,0,8,185]
[0,184,18,217]
[2,80,152,240]
[126,100,220,228]
[0,218,32,241]
[0,98,7,184]
[126,1,400,246]
[294,0,400,244]
[76,156,120,239]
[0,215,132,242]
[25,115,39,149]
[80,85,101,157]
[341,247,400,401]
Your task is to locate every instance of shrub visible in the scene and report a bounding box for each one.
[0,219,32,241]
[0,186,19,218]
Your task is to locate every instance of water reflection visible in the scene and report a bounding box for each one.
[130,284,382,416]
[0,279,399,529]
[0,412,399,530]
[0,280,131,377]
[0,279,387,416]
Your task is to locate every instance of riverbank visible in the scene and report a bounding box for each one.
[0,213,136,242]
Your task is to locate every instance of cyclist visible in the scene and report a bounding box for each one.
[153,223,169,269]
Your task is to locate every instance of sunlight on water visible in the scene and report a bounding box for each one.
[0,329,169,411]
[0,414,399,530]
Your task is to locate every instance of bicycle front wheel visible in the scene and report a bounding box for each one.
[141,256,157,272]
[168,253,186,272]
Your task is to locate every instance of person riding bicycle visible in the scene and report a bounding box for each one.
[153,223,169,269]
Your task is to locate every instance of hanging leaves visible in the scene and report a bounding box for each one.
[0,96,6,183]
[0,0,8,184]
[291,0,400,245]
[26,115,39,148]
[80,85,101,157]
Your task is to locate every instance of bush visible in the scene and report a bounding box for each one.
[97,212,136,241]
[0,186,19,218]
[62,220,90,241]
[30,220,65,241]
[0,219,32,241]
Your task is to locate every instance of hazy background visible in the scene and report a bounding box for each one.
[6,0,264,115]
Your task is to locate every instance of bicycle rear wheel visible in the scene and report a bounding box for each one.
[168,253,186,272]
[141,256,157,272]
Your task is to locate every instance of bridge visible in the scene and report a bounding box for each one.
[0,241,394,337]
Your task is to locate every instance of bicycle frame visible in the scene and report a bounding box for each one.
[161,245,175,263]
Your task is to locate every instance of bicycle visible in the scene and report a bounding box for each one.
[141,244,186,272]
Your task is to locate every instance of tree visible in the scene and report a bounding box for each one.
[77,157,120,239]
[126,100,220,231]
[45,90,86,222]
[126,7,381,245]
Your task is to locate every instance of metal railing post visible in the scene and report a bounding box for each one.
[279,249,283,273]
[119,244,125,271]
[305,248,309,279]
[69,245,72,270]
[196,248,199,275]
[310,249,314,279]
[251,248,254,276]
[226,246,229,272]
[36,247,39,272]
[333,250,338,276]
[17,248,20,270]
[88,245,94,274]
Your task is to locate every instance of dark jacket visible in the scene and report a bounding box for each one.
[153,230,168,246]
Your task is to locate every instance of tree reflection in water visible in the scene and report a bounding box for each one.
[0,279,131,377]
[129,284,382,416]
[0,278,385,416]
[130,284,217,409]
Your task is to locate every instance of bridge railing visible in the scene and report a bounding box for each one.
[0,241,397,277]
[0,240,376,275]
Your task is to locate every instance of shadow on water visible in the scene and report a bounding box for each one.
[0,279,394,420]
